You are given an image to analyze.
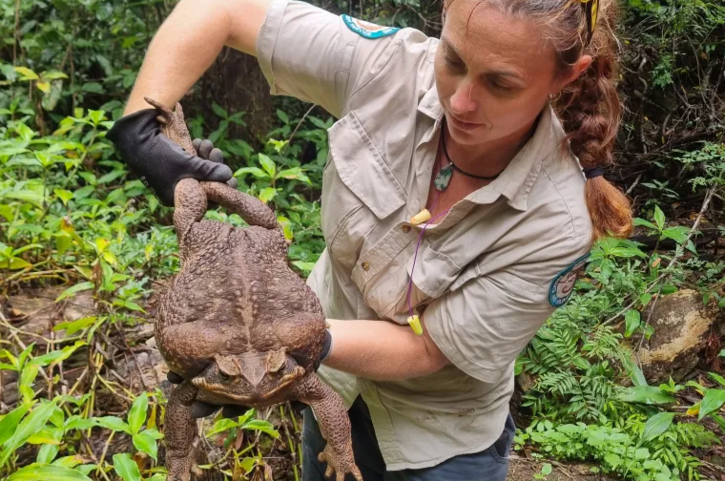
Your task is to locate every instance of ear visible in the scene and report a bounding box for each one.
[213,354,242,377]
[551,54,593,96]
[265,348,287,374]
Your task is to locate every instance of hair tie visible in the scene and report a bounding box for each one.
[583,166,605,179]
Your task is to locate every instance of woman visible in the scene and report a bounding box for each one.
[108,0,633,479]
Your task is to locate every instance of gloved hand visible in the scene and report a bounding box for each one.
[106,108,236,206]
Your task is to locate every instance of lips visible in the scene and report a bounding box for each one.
[448,115,483,132]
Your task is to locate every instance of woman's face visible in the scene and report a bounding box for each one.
[434,0,564,146]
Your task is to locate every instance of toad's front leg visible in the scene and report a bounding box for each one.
[164,381,198,481]
[292,374,362,481]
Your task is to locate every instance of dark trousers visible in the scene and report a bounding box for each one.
[302,396,514,481]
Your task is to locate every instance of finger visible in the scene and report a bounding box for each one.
[191,158,233,182]
[209,148,224,164]
[191,401,221,418]
[221,405,249,419]
[318,452,327,463]
[166,371,184,384]
[226,177,238,189]
[324,465,333,478]
[336,472,344,481]
[199,139,214,160]
[353,468,363,481]
[192,138,202,152]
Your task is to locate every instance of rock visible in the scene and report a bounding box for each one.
[637,289,720,384]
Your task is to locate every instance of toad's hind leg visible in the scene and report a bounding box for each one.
[173,178,207,250]
[201,182,278,230]
[165,382,198,481]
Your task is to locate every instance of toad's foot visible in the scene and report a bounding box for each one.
[318,443,363,481]
[292,374,361,481]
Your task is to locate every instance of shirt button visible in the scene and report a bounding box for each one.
[402,225,411,233]
[362,262,370,271]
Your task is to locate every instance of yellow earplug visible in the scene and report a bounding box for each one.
[407,315,423,336]
[410,209,431,226]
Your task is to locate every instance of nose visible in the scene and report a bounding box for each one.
[449,80,478,117]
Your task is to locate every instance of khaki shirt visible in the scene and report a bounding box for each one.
[257,0,593,470]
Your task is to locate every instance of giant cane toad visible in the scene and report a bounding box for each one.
[146,98,361,481]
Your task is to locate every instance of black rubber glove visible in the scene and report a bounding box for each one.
[106,108,235,206]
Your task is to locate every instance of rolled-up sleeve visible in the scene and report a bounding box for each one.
[424,237,591,384]
[256,0,398,118]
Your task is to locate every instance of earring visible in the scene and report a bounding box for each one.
[550,91,562,102]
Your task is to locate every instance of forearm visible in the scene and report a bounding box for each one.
[323,318,450,381]
[123,0,270,115]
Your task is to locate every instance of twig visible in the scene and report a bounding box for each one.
[601,187,716,329]
[626,172,643,195]
[282,104,316,156]
[634,186,716,359]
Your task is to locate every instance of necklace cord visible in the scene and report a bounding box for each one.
[406,191,449,318]
[441,117,504,181]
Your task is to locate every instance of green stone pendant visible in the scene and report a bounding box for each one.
[434,164,453,191]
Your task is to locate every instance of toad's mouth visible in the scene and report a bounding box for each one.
[194,365,307,404]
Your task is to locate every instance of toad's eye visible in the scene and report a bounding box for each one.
[218,371,232,381]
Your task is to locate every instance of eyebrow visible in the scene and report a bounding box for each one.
[441,36,525,84]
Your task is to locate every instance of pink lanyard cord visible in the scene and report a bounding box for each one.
[406,191,450,318]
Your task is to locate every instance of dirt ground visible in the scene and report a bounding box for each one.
[507,456,616,481]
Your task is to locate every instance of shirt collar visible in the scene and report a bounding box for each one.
[416,84,565,212]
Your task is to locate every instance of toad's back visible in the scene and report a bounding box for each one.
[156,219,326,379]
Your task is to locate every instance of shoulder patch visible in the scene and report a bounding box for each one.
[548,254,590,307]
[342,14,399,39]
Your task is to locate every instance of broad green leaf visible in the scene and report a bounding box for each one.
[633,218,659,230]
[624,309,641,338]
[14,66,39,80]
[540,463,553,476]
[277,168,312,184]
[113,453,142,481]
[619,386,675,405]
[710,372,725,388]
[132,431,158,460]
[661,226,690,244]
[6,257,32,269]
[698,389,725,420]
[206,418,239,437]
[7,464,92,481]
[55,282,94,302]
[641,412,674,442]
[212,102,228,119]
[242,419,280,438]
[54,189,74,206]
[604,453,621,468]
[54,317,96,336]
[234,167,268,179]
[64,416,99,431]
[3,401,57,454]
[276,109,289,124]
[0,403,31,445]
[27,426,63,444]
[258,154,276,178]
[36,81,50,93]
[3,189,45,207]
[37,443,59,464]
[258,187,277,204]
[239,457,257,473]
[128,392,148,433]
[43,71,68,80]
[96,416,131,434]
[653,205,665,229]
[29,341,86,367]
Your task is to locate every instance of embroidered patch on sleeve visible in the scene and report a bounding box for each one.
[342,14,399,39]
[548,254,590,307]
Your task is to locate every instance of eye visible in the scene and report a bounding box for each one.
[445,55,466,71]
[218,370,232,381]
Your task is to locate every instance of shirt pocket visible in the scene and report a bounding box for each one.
[322,111,407,271]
